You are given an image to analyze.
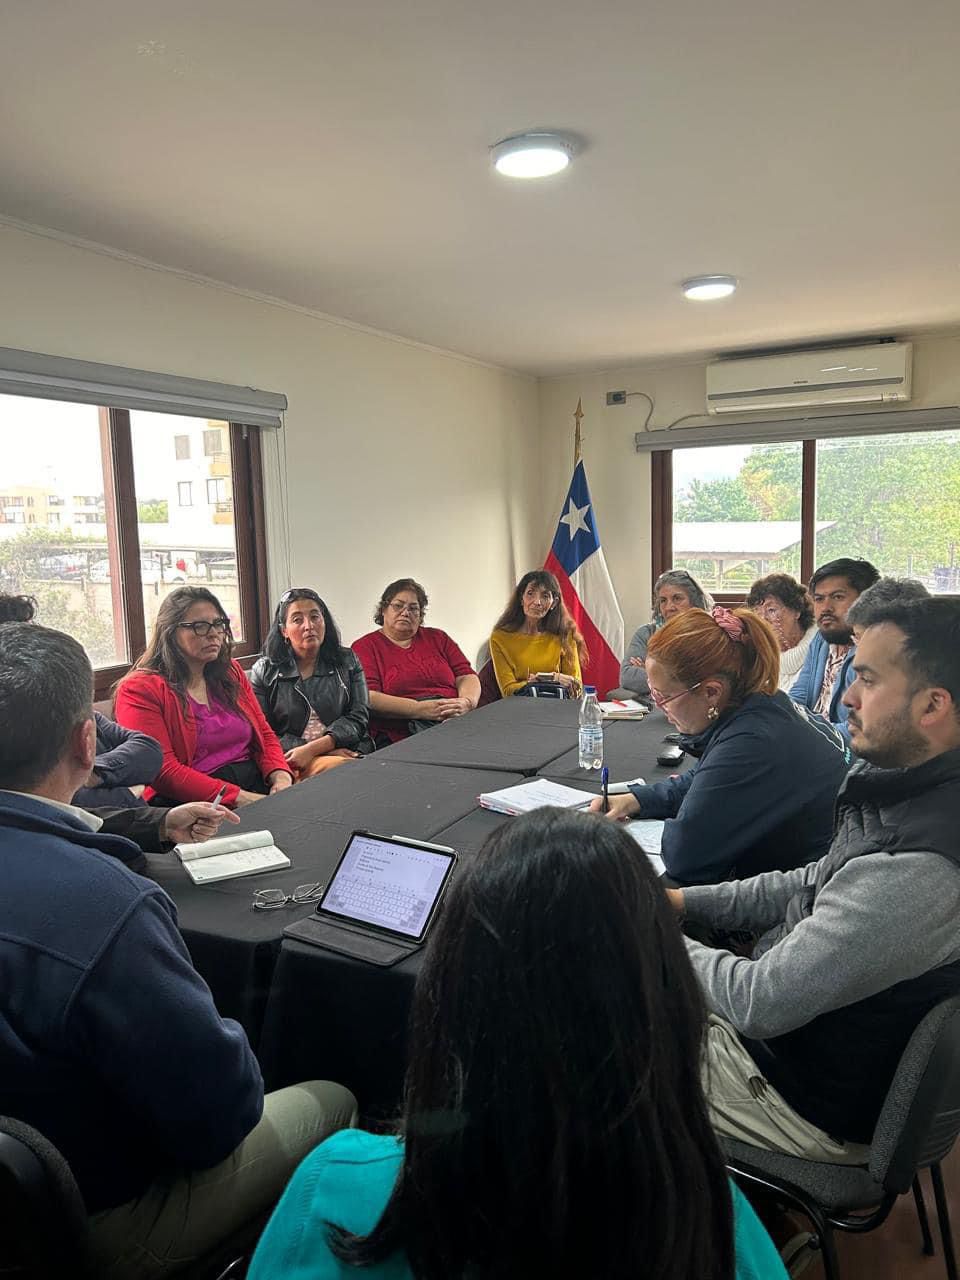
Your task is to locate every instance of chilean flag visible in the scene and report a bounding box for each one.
[544,460,625,696]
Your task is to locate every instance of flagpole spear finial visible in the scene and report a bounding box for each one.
[573,397,584,468]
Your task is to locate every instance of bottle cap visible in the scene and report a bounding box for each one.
[584,685,596,694]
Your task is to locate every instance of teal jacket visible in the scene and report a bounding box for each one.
[249,1129,787,1280]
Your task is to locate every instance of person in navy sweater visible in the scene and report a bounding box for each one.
[788,557,879,740]
[594,606,851,884]
[0,621,356,1278]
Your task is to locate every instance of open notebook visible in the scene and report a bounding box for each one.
[174,829,290,884]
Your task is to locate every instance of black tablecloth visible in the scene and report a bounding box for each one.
[537,709,692,789]
[147,759,522,1049]
[153,701,695,1112]
[375,695,579,773]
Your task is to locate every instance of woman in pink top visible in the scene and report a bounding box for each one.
[352,578,480,746]
[116,588,292,807]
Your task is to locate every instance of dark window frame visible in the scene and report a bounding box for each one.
[83,410,268,699]
[653,440,818,603]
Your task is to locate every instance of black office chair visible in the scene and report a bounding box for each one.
[724,994,960,1280]
[0,1115,250,1280]
[0,1115,90,1277]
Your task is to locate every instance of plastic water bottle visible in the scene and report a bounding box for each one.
[578,685,604,769]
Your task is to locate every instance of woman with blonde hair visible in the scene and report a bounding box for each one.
[489,570,586,697]
[594,606,850,884]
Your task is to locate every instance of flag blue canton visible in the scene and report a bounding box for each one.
[549,461,601,576]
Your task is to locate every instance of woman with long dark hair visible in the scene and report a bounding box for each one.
[248,808,786,1280]
[251,588,372,778]
[489,568,586,696]
[115,586,292,807]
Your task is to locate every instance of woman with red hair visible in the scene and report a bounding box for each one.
[593,606,851,884]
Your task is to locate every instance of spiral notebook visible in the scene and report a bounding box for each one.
[174,829,290,884]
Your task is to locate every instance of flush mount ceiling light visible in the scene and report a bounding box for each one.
[491,132,575,178]
[682,274,738,301]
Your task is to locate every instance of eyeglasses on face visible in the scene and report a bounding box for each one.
[252,882,324,910]
[178,618,229,637]
[388,601,421,616]
[649,680,702,709]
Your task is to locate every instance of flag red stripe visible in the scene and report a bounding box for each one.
[545,552,622,695]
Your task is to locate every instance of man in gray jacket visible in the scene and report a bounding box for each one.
[672,596,960,1162]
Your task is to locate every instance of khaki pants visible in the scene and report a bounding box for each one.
[703,1015,871,1165]
[88,1080,358,1279]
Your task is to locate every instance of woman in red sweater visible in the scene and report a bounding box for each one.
[115,587,292,807]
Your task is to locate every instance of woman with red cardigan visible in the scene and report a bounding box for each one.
[115,587,292,807]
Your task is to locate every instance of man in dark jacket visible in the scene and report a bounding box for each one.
[0,622,356,1277]
[674,597,960,1161]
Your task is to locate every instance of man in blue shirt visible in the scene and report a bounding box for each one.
[789,557,879,739]
[0,622,356,1278]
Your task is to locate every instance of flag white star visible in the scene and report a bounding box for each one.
[559,497,591,540]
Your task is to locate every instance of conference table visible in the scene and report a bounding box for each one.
[148,697,689,1115]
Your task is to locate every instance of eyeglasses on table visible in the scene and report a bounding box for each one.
[252,882,324,910]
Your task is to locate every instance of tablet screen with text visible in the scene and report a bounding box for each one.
[318,832,456,941]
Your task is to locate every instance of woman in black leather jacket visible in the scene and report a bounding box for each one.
[251,589,373,777]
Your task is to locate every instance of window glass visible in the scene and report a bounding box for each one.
[672,443,804,593]
[0,394,127,665]
[130,414,242,639]
[814,431,960,592]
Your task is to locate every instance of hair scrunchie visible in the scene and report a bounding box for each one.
[711,605,745,643]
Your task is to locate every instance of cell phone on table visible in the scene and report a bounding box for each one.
[662,732,681,744]
[534,671,558,681]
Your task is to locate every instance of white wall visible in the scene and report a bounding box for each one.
[0,223,541,659]
[539,336,960,640]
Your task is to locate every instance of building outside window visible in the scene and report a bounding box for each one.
[203,428,224,456]
[0,395,266,695]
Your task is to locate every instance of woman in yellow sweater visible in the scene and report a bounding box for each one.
[490,570,587,697]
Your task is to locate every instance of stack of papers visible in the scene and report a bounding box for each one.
[175,829,290,884]
[478,778,595,816]
[599,699,648,719]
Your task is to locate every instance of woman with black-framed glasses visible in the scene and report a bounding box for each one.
[115,587,292,807]
[251,589,373,778]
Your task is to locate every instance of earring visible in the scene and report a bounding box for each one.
[707,705,719,721]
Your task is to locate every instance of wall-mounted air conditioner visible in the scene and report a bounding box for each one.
[705,343,912,415]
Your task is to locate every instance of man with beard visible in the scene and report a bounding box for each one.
[669,597,960,1161]
[789,557,879,739]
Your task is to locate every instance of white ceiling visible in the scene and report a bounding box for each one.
[3,0,959,376]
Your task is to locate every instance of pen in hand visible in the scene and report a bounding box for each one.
[601,766,609,814]
[212,783,228,808]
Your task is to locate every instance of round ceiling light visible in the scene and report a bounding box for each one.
[491,132,574,179]
[682,274,738,301]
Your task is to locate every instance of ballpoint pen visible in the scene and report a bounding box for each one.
[601,766,609,813]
